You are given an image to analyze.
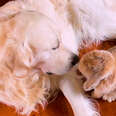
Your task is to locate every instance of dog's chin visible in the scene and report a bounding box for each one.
[45,70,68,75]
[53,70,69,75]
[46,65,73,75]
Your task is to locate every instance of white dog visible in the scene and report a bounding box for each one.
[0,0,116,116]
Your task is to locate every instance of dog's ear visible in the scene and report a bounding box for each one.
[0,41,34,78]
[15,42,34,72]
[0,42,50,114]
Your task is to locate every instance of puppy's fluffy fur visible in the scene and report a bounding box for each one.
[0,0,116,115]
[78,47,116,103]
[78,50,115,91]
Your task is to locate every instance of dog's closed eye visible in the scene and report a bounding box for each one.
[52,39,60,50]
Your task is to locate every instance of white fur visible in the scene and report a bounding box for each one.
[59,68,100,116]
[0,0,116,115]
[68,0,116,44]
[17,0,116,49]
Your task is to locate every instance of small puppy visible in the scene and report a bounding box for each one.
[78,47,116,102]
[0,1,100,116]
[1,0,116,115]
[0,4,76,115]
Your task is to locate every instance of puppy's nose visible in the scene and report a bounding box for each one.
[47,72,53,75]
[71,55,79,66]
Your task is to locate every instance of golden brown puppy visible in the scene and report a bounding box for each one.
[78,50,115,91]
[78,47,116,102]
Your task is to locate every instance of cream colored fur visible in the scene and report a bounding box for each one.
[0,0,116,115]
[78,47,116,103]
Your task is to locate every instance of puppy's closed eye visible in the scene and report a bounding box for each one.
[52,39,60,50]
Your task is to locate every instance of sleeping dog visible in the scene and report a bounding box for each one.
[0,0,116,115]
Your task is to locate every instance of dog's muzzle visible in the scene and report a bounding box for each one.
[47,55,79,75]
[71,55,79,66]
[47,72,53,75]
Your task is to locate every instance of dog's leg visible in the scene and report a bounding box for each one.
[59,70,100,116]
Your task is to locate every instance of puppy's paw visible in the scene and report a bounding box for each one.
[79,50,115,92]
[83,79,98,91]
[103,90,116,102]
[91,90,102,99]
[91,71,116,99]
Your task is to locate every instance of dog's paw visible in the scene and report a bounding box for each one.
[103,90,116,102]
[83,79,99,91]
[79,50,115,92]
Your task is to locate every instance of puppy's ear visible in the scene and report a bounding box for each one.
[0,41,34,78]
[78,50,115,91]
[16,42,34,68]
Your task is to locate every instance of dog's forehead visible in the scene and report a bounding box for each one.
[13,12,58,51]
[61,25,78,55]
[2,10,78,54]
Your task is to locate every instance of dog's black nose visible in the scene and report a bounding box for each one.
[47,72,53,75]
[71,55,79,66]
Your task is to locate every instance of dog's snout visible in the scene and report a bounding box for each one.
[71,55,79,66]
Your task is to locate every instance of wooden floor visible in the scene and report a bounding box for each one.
[0,92,116,116]
[0,0,116,116]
